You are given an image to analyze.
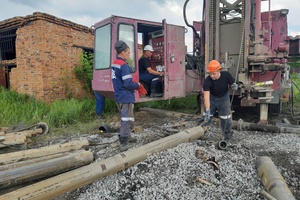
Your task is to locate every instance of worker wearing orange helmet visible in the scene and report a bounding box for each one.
[199,60,238,142]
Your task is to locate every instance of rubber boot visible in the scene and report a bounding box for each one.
[220,118,232,142]
[119,134,136,144]
[128,135,137,143]
[150,85,163,98]
[119,136,130,152]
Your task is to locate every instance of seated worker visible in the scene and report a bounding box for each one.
[139,45,164,97]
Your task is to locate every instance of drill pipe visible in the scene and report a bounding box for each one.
[0,126,207,200]
[232,120,300,133]
[217,140,228,150]
[256,156,296,200]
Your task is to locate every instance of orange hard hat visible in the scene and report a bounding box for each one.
[207,60,221,72]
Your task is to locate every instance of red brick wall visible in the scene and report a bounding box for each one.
[10,19,94,103]
[0,68,5,87]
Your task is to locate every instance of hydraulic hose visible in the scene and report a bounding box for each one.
[183,0,199,37]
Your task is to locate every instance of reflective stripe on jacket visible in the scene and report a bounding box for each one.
[111,58,139,103]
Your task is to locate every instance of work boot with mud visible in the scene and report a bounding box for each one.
[128,135,137,143]
[119,134,136,144]
[150,93,163,98]
[119,136,131,152]
[150,85,163,98]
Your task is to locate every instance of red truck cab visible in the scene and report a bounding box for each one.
[92,15,202,102]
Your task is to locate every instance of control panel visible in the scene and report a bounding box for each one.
[148,30,164,71]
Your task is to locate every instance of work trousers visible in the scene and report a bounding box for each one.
[210,92,231,118]
[94,91,105,115]
[210,92,232,139]
[139,73,159,92]
[117,103,134,137]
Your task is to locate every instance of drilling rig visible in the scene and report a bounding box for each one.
[92,0,291,123]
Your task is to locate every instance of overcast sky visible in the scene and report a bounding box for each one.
[1,0,300,52]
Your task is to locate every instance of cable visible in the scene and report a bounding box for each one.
[183,0,199,38]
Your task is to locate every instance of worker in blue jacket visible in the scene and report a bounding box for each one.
[111,40,140,152]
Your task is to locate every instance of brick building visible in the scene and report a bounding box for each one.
[0,12,94,102]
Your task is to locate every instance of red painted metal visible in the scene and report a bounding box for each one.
[261,10,289,55]
[92,0,292,121]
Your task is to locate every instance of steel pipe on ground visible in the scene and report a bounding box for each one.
[0,150,94,190]
[0,140,90,165]
[0,126,207,200]
[256,156,296,200]
[232,120,300,134]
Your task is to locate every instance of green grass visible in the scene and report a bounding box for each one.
[288,58,300,68]
[0,87,98,128]
[135,94,199,114]
[1,72,299,129]
[290,73,300,102]
[0,88,48,126]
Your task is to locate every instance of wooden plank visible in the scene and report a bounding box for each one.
[0,135,27,148]
[16,128,43,137]
[3,128,43,138]
[0,127,9,132]
[0,128,43,146]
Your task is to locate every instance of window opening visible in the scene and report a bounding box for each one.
[118,24,135,73]
[0,28,17,60]
[94,24,111,70]
[0,28,17,89]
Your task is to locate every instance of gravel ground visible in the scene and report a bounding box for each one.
[55,110,300,200]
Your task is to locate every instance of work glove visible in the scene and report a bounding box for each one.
[231,83,238,91]
[137,84,147,97]
[203,109,211,121]
[198,109,211,126]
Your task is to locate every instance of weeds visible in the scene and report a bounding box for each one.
[136,95,199,114]
[290,73,300,102]
[0,87,98,128]
[1,73,299,129]
[0,88,48,126]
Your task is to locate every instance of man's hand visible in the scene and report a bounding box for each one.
[137,84,147,97]
[158,72,164,76]
[231,83,238,91]
[203,109,211,121]
[197,109,211,126]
